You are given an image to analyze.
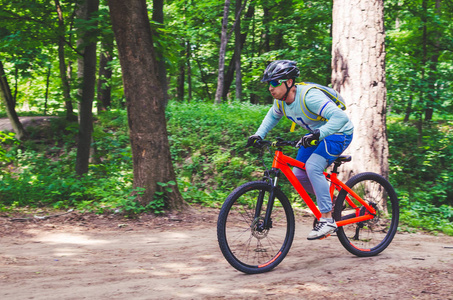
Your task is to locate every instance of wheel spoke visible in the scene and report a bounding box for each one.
[217,181,295,274]
[334,173,399,256]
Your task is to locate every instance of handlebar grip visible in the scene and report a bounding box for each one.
[246,139,268,148]
[247,139,297,149]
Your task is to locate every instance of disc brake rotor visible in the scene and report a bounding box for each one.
[251,217,269,239]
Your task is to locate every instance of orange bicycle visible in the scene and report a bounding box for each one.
[217,138,399,274]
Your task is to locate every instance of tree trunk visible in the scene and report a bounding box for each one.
[0,61,26,140]
[425,0,441,122]
[420,0,428,124]
[108,0,185,210]
[194,54,212,99]
[262,5,271,53]
[331,0,388,179]
[223,53,237,100]
[234,0,242,101]
[97,43,113,112]
[186,42,192,102]
[13,66,18,106]
[54,0,77,122]
[417,113,423,147]
[222,3,254,100]
[214,0,231,104]
[177,43,185,102]
[44,64,51,116]
[152,0,169,108]
[75,0,99,176]
[404,95,413,122]
[76,1,87,111]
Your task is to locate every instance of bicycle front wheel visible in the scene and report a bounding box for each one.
[334,172,399,257]
[217,181,295,274]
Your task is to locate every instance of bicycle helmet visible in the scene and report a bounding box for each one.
[261,60,300,82]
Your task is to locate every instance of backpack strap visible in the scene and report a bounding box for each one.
[298,82,347,110]
[297,83,327,122]
[274,82,345,132]
[275,99,296,132]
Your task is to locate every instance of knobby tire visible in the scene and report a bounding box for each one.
[333,172,399,256]
[217,181,295,274]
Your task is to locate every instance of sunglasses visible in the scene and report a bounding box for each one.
[269,79,288,87]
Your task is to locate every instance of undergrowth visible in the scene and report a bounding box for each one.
[387,119,453,235]
[0,102,452,235]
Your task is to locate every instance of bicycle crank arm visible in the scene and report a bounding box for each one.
[336,214,374,227]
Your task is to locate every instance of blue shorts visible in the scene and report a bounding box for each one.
[296,133,353,166]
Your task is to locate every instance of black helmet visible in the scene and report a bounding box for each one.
[261,60,300,82]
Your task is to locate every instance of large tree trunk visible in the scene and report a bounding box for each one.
[75,0,99,176]
[108,0,185,210]
[0,61,26,140]
[331,0,388,179]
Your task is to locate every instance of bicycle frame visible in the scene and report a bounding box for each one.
[270,148,377,227]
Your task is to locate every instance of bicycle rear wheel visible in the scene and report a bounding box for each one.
[333,172,399,257]
[217,181,295,274]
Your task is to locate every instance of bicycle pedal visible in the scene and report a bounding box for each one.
[319,234,331,240]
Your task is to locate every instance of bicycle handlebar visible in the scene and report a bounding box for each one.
[253,138,299,149]
[247,137,320,149]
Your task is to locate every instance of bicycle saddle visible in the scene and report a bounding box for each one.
[335,155,352,163]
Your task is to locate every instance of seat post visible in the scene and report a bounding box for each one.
[331,155,352,174]
[332,161,341,174]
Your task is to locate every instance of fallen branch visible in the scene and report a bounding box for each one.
[10,209,74,222]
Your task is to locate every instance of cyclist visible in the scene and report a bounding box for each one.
[247,60,354,240]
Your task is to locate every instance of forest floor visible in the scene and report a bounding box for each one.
[1,205,453,300]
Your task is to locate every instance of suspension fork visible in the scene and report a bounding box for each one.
[254,168,280,229]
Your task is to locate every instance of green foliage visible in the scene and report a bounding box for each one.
[166,100,298,204]
[388,119,453,206]
[162,0,333,103]
[0,102,296,213]
[385,0,453,119]
[388,117,453,234]
[112,187,147,216]
[151,181,176,214]
[0,132,19,162]
[0,111,136,215]
[0,103,452,234]
[398,190,453,235]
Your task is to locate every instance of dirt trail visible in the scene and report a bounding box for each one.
[1,207,453,300]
